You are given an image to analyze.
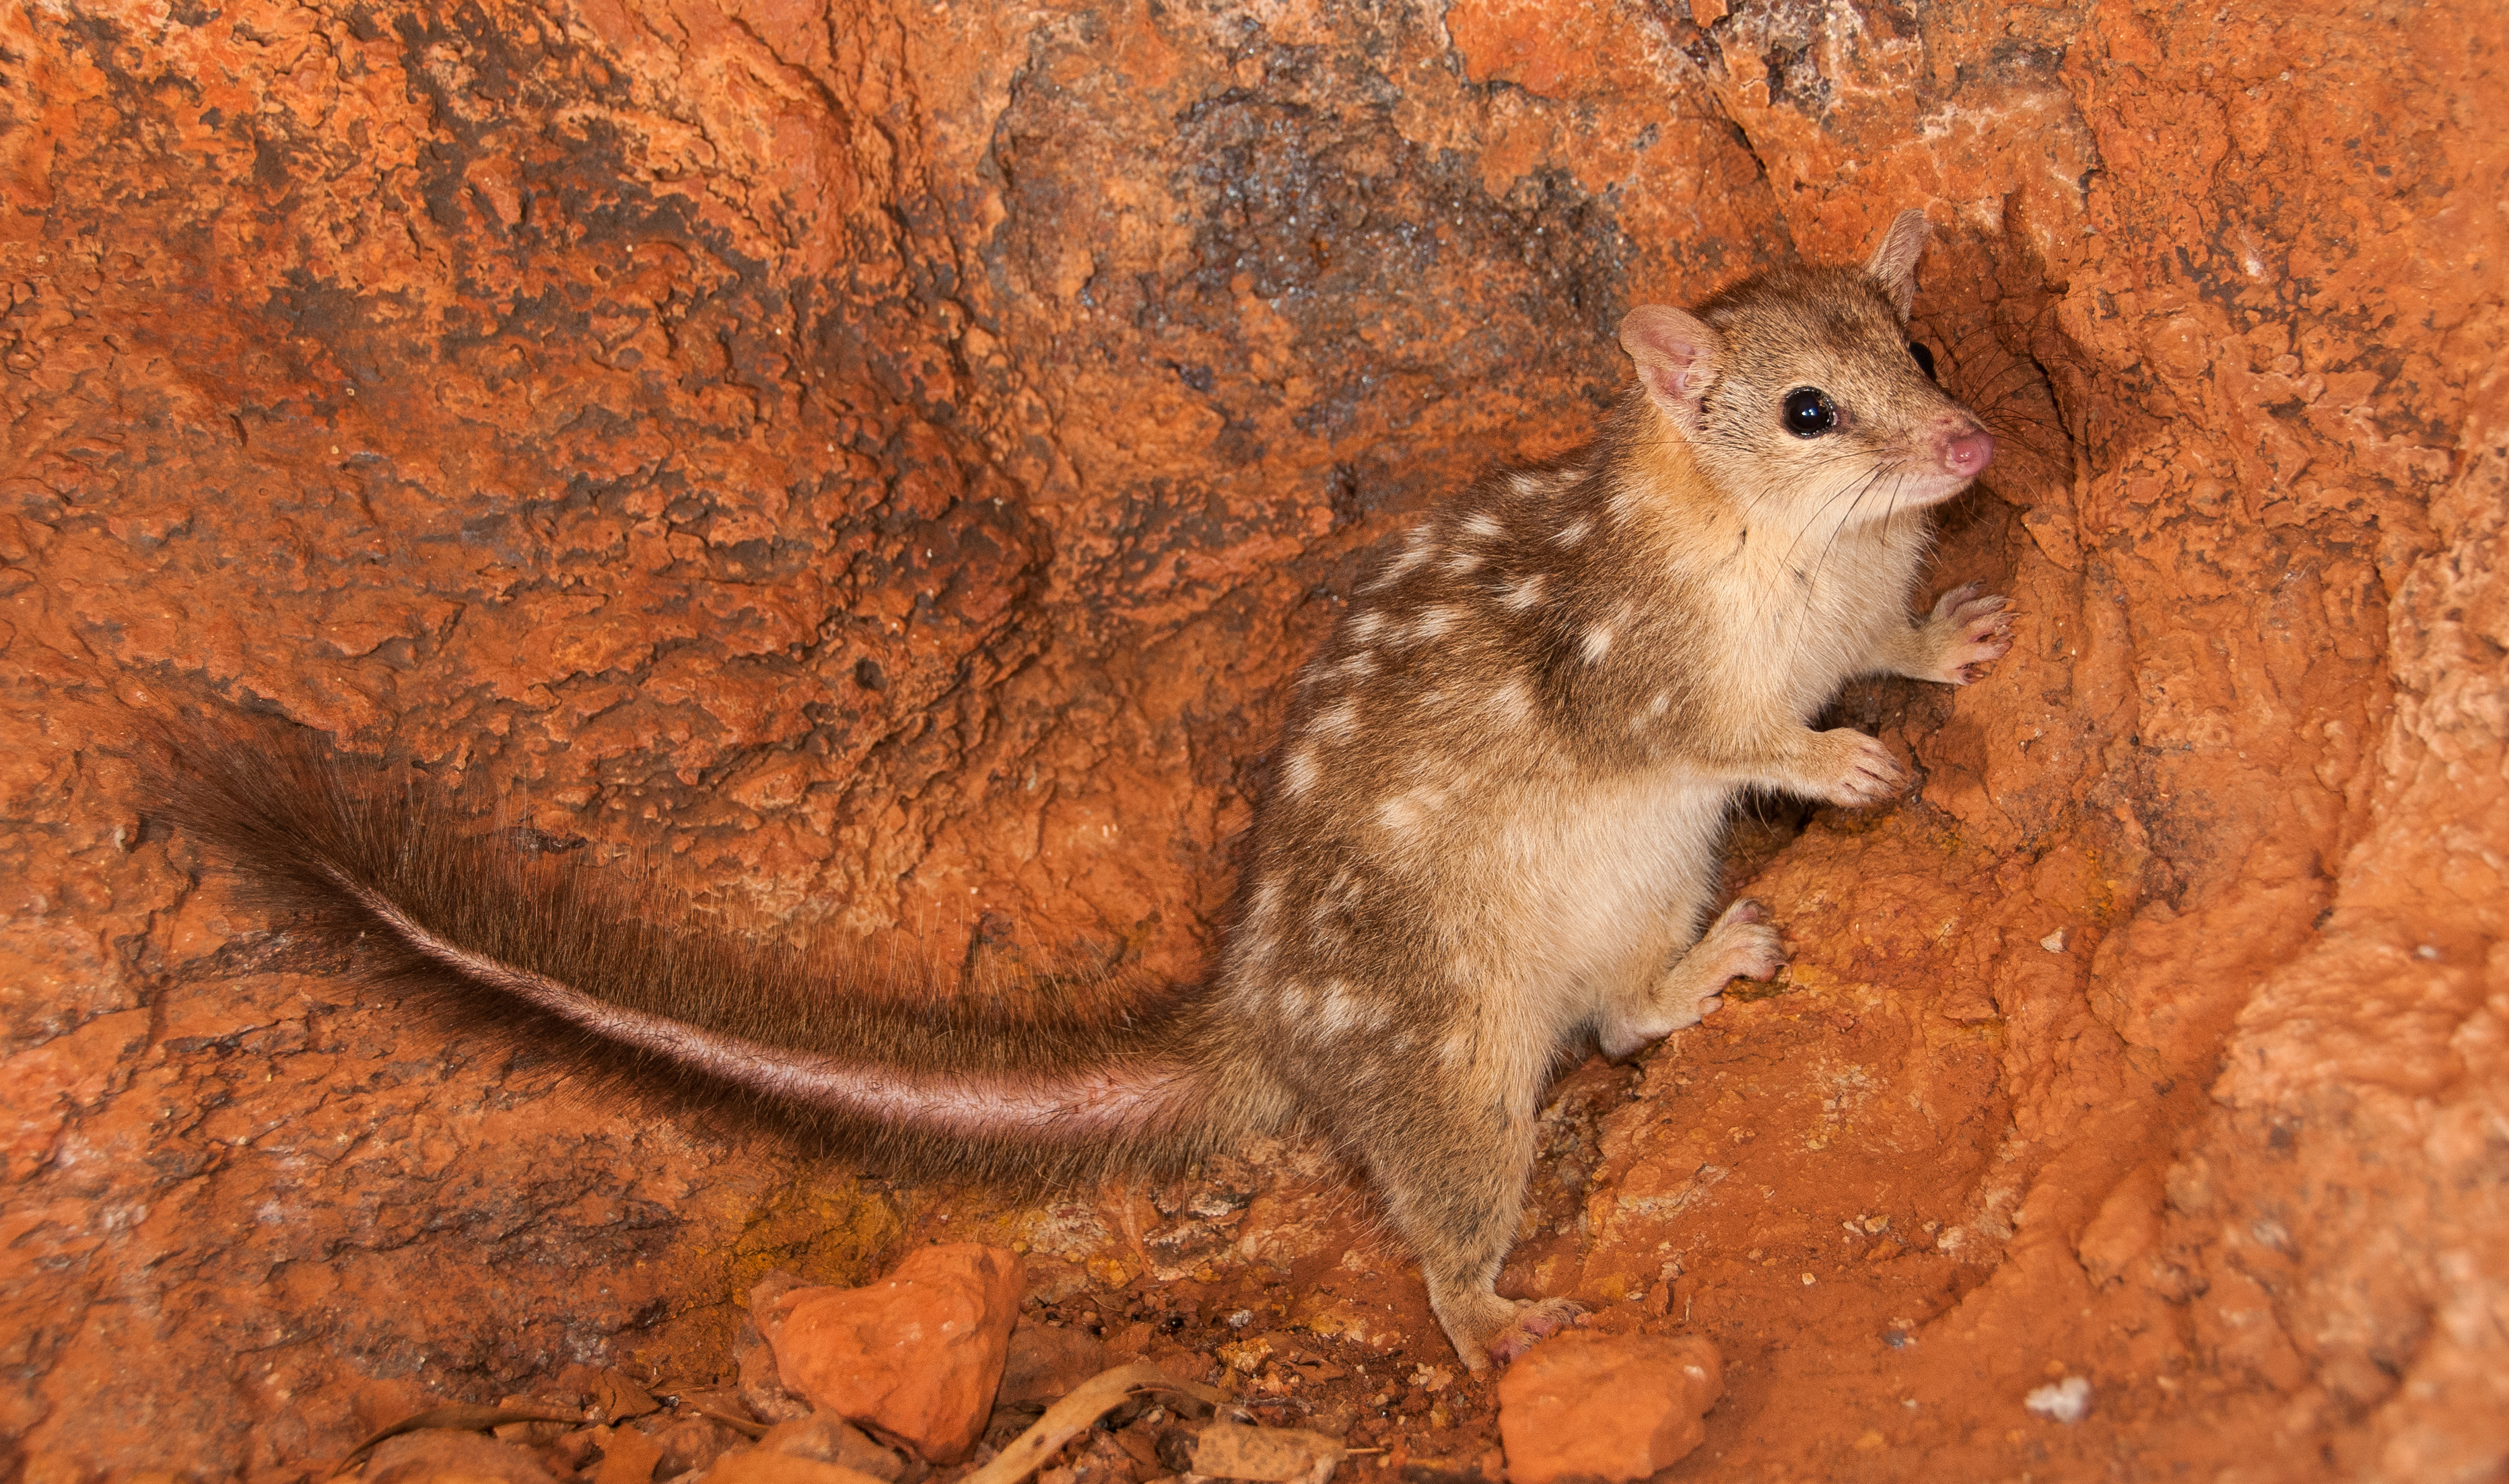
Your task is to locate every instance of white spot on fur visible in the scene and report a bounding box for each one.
[1248,878,1284,930]
[1443,549,1483,575]
[1439,1029,1474,1067]
[1484,678,1532,722]
[1463,511,1503,539]
[1348,610,1386,643]
[1311,701,1359,742]
[1502,573,1547,610]
[1376,785,1445,835]
[1284,746,1321,797]
[1312,981,1379,1036]
[1582,625,1614,664]
[1366,530,1434,590]
[1509,472,1542,497]
[1413,606,1458,641]
[1649,691,1672,715]
[1554,518,1591,547]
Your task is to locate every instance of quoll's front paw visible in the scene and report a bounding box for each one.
[1814,728,1904,808]
[1921,580,2016,685]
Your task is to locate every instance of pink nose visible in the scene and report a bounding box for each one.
[1941,429,1995,477]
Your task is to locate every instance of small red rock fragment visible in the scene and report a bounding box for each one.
[559,1364,664,1425]
[363,1429,557,1484]
[996,1322,1109,1408]
[757,1413,905,1480]
[596,1372,664,1424]
[1496,1334,1724,1484]
[647,1414,743,1479]
[738,1317,815,1425]
[708,1454,895,1484]
[547,1428,607,1474]
[762,1244,1026,1463]
[1159,1421,1344,1482]
[594,1425,665,1484]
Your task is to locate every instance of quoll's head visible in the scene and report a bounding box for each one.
[1620,209,1994,523]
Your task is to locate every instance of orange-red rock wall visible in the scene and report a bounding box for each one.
[1,0,2499,1478]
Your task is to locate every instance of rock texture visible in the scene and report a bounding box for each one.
[361,1431,557,1484]
[707,1455,892,1484]
[1496,1334,1723,1483]
[0,0,2500,1481]
[759,1245,1024,1463]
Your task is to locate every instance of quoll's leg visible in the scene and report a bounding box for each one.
[1348,1059,1583,1373]
[1597,898,1785,1060]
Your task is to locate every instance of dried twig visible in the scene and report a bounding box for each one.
[963,1363,1224,1484]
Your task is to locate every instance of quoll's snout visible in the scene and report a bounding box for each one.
[1937,420,1995,479]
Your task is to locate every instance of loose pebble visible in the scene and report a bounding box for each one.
[595,1425,666,1484]
[362,1429,558,1484]
[762,1244,1027,1464]
[998,1322,1112,1408]
[1496,1335,1724,1483]
[756,1413,905,1479]
[708,1453,895,1484]
[2024,1375,2092,1424]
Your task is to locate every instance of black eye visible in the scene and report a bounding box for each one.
[1909,341,1938,381]
[1782,387,1838,438]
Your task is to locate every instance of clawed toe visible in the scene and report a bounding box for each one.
[1488,1298,1588,1368]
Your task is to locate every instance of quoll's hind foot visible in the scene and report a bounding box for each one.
[1599,898,1785,1059]
[1687,898,1785,999]
[1431,1277,1587,1374]
[1486,1297,1588,1369]
[1917,579,2016,685]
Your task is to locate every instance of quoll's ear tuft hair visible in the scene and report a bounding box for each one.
[1864,209,1931,320]
[1620,305,1726,437]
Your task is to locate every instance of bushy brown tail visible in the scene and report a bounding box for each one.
[142,717,1221,1183]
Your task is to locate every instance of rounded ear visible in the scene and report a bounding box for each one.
[1620,305,1725,435]
[1864,209,1931,320]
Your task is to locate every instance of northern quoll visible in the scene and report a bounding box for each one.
[153,209,2012,1374]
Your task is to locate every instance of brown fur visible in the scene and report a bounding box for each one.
[146,210,2014,1373]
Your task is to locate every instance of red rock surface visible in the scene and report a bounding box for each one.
[761,1245,1023,1462]
[752,1414,901,1479]
[996,1320,1110,1409]
[1496,1333,1723,1483]
[1,0,2501,1481]
[707,1456,891,1484]
[362,1431,557,1484]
